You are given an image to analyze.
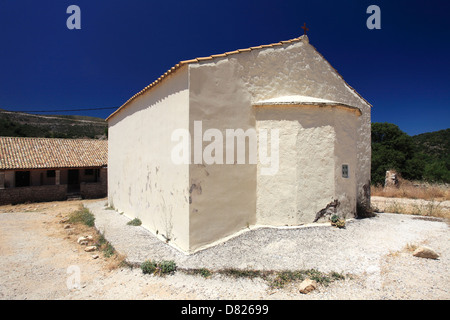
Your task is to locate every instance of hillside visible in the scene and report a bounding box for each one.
[412,128,450,162]
[0,109,107,139]
[371,123,450,184]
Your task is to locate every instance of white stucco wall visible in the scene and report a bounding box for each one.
[230,37,371,208]
[188,60,256,252]
[187,36,370,251]
[108,36,370,254]
[333,109,358,217]
[255,106,358,225]
[108,67,191,252]
[256,116,306,226]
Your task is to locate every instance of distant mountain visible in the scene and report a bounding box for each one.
[0,109,107,139]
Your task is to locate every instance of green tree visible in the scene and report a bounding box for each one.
[423,160,450,183]
[371,123,450,184]
[371,122,417,185]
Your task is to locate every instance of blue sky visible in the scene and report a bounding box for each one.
[0,0,449,136]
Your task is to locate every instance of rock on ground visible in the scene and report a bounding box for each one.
[298,279,317,294]
[413,246,440,260]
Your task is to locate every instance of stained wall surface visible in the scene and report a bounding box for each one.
[108,67,191,252]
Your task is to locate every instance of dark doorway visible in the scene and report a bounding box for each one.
[15,171,30,187]
[68,169,80,192]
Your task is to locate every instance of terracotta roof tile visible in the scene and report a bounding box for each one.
[210,53,227,58]
[0,137,108,170]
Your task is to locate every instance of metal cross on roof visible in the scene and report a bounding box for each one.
[301,23,309,35]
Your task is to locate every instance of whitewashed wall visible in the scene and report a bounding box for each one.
[187,36,370,251]
[255,107,339,225]
[188,59,257,252]
[108,67,191,252]
[232,37,371,209]
[108,36,370,253]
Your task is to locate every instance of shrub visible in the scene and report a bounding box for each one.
[330,215,339,223]
[332,219,346,229]
[103,243,116,258]
[127,218,142,226]
[330,271,346,281]
[197,268,212,278]
[68,206,95,227]
[158,260,177,275]
[94,233,118,258]
[141,260,177,276]
[141,260,158,274]
[330,215,346,228]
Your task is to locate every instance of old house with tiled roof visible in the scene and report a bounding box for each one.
[107,34,372,254]
[0,137,107,205]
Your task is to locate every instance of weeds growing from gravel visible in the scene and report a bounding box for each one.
[218,268,268,279]
[176,267,346,289]
[96,233,116,258]
[68,206,127,269]
[70,206,348,288]
[141,260,158,274]
[267,269,345,289]
[183,268,213,278]
[127,218,142,226]
[68,206,95,227]
[141,259,177,276]
[197,268,213,278]
[330,215,346,228]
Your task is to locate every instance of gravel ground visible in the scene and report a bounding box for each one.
[86,200,449,275]
[0,199,449,300]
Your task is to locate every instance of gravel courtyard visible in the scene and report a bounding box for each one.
[0,199,448,300]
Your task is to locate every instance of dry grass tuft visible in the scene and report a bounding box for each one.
[372,179,449,201]
[405,243,418,252]
[104,253,128,271]
[371,179,450,218]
